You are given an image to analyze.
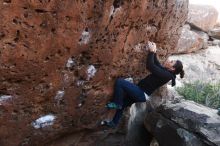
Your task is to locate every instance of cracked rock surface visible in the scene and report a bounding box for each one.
[145,100,220,146]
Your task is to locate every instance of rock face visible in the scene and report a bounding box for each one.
[170,45,220,83]
[0,0,188,145]
[174,25,208,54]
[126,103,152,146]
[209,27,220,39]
[145,100,220,146]
[174,3,220,54]
[188,4,218,31]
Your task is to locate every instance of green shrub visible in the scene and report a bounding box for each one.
[176,81,220,109]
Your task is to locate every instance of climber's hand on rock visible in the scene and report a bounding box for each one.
[148,41,157,53]
[146,41,157,53]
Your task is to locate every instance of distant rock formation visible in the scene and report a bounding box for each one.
[170,45,220,84]
[174,4,219,54]
[209,27,220,39]
[174,24,208,54]
[188,4,218,32]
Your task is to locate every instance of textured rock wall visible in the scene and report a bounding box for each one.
[173,4,219,54]
[145,100,220,146]
[188,4,218,32]
[0,0,188,145]
[126,102,153,146]
[174,24,209,54]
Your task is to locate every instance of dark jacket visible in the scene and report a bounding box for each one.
[137,52,176,95]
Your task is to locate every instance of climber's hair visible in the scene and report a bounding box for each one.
[173,60,184,78]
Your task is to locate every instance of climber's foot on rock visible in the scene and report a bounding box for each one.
[100,120,116,129]
[105,102,122,110]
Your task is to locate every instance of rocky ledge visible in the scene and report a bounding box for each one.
[145,100,220,146]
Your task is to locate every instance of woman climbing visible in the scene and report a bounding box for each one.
[102,41,185,128]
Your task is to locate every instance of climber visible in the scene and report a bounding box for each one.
[101,41,185,128]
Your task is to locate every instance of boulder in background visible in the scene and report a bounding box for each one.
[188,4,218,31]
[174,25,208,54]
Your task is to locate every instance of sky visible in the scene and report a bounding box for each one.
[190,0,220,22]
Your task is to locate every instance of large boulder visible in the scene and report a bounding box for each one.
[188,0,220,24]
[174,25,208,54]
[0,0,188,145]
[170,45,220,83]
[209,27,220,39]
[188,4,219,32]
[145,100,220,146]
[126,102,153,146]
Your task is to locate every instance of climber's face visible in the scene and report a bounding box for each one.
[163,59,176,72]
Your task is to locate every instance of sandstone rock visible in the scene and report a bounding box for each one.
[188,0,220,23]
[188,4,219,31]
[194,30,209,48]
[170,46,220,83]
[209,27,220,39]
[208,39,220,47]
[174,25,208,54]
[0,0,188,145]
[145,100,220,146]
[126,102,151,146]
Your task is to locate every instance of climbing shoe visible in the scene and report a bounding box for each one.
[105,102,122,110]
[101,120,116,128]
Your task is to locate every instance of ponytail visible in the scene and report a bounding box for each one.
[173,60,184,78]
[180,70,184,78]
